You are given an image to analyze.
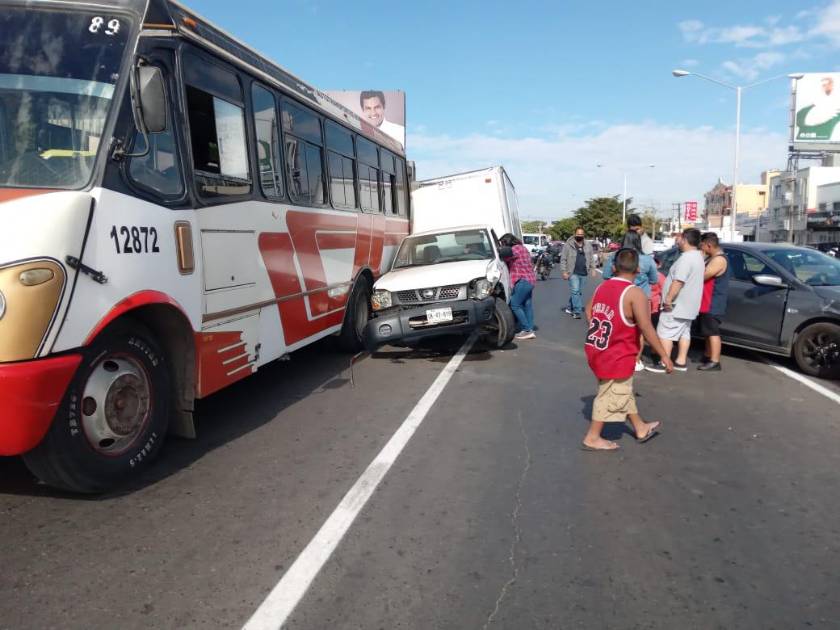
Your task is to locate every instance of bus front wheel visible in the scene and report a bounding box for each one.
[338,275,372,352]
[23,321,171,493]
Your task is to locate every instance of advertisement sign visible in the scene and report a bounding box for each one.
[684,201,698,223]
[793,73,840,151]
[326,90,406,149]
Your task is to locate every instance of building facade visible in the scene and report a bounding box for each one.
[702,171,776,238]
[758,165,840,245]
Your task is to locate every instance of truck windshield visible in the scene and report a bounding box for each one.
[393,229,494,268]
[762,248,840,287]
[0,7,133,189]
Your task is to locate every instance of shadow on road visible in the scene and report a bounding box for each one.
[369,334,512,364]
[579,394,635,441]
[0,336,359,499]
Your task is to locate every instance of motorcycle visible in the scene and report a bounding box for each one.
[533,248,554,281]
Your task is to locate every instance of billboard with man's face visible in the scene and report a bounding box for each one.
[326,90,406,149]
[793,73,840,150]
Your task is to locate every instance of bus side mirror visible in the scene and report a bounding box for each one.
[137,65,166,133]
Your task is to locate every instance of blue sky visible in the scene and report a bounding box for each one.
[189,0,840,219]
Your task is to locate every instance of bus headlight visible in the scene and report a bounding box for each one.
[0,260,65,362]
[371,290,392,311]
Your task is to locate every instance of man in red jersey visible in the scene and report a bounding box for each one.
[582,248,673,451]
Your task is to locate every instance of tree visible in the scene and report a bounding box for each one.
[573,196,627,241]
[639,209,663,240]
[547,217,578,241]
[520,220,546,234]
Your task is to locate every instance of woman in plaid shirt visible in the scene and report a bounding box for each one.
[499,233,537,340]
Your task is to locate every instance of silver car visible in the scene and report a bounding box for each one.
[657,243,840,379]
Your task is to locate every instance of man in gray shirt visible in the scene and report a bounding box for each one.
[646,228,705,372]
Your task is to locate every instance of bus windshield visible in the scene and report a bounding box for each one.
[0,7,133,189]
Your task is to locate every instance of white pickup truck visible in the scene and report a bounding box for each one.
[363,225,517,350]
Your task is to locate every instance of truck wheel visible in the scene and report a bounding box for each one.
[793,322,840,379]
[338,275,371,352]
[483,298,516,349]
[23,321,170,493]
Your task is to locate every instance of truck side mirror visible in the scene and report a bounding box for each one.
[137,65,166,133]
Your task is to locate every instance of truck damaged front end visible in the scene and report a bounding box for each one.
[364,227,514,351]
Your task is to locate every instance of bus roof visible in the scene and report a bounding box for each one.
[144,0,405,157]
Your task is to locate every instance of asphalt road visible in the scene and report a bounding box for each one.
[2,271,840,630]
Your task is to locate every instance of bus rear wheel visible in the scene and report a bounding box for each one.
[23,322,170,493]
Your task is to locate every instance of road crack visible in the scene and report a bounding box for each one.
[483,409,532,629]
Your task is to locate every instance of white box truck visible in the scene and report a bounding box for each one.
[411,166,522,240]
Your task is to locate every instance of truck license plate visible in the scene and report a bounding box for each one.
[426,307,453,324]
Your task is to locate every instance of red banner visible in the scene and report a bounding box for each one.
[684,201,698,223]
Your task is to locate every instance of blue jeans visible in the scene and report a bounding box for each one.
[510,279,534,332]
[567,273,586,314]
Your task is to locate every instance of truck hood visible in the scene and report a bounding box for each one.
[375,259,496,292]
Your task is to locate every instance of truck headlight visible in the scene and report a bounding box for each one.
[469,278,493,300]
[371,289,392,311]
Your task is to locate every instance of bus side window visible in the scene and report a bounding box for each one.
[251,83,283,199]
[325,121,356,210]
[281,100,326,206]
[356,136,380,213]
[394,156,408,218]
[128,89,182,197]
[127,63,182,197]
[380,149,397,215]
[129,127,184,197]
[183,52,251,197]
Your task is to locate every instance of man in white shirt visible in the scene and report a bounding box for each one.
[646,228,705,372]
[359,90,405,147]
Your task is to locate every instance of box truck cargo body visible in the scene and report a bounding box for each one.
[411,167,522,239]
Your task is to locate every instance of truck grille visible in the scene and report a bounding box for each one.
[394,285,465,305]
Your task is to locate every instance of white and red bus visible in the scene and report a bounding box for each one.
[0,0,410,491]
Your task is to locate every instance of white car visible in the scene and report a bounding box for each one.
[364,226,517,350]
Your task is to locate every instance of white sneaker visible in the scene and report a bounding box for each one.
[515,331,536,340]
[635,360,645,372]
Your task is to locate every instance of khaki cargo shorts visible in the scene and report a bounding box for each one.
[592,376,637,422]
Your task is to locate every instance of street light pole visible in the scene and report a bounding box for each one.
[671,70,802,241]
[732,85,741,241]
[597,163,653,226]
[622,173,628,224]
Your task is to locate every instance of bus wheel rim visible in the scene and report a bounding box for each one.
[80,355,151,456]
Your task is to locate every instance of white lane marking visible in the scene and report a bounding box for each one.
[243,334,477,630]
[766,361,840,406]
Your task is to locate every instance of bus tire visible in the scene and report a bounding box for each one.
[338,275,372,352]
[23,321,170,493]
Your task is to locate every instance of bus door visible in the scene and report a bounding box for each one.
[180,49,261,395]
